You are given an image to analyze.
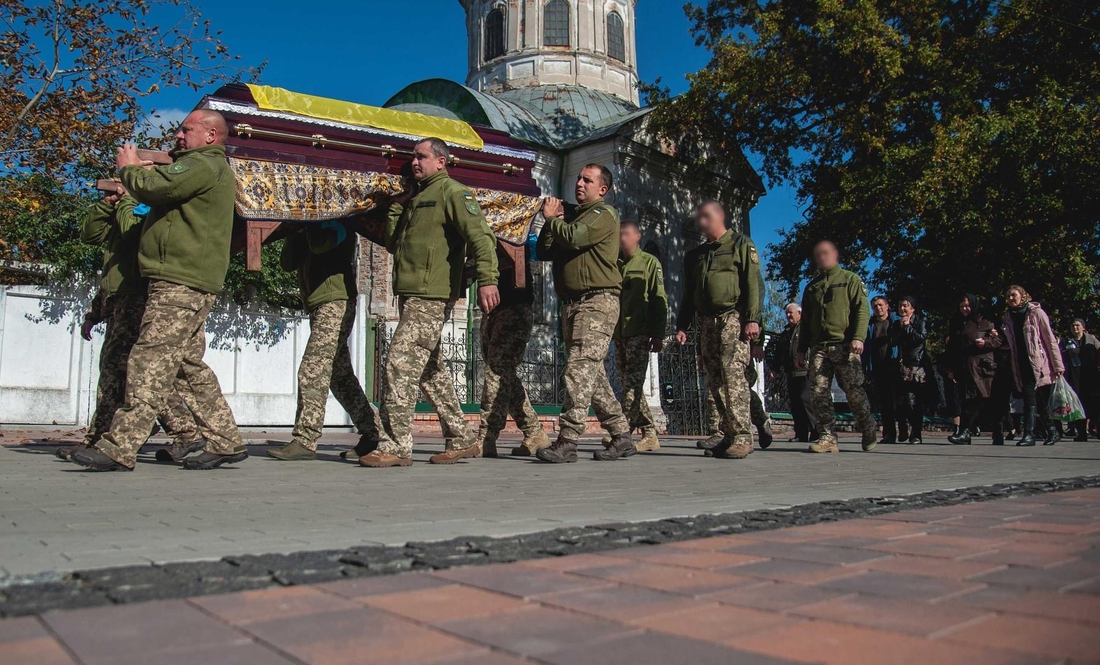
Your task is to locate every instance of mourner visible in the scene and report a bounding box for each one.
[864,296,900,443]
[769,303,817,443]
[948,294,1004,445]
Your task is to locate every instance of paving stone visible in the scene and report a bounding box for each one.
[820,570,984,601]
[719,541,893,566]
[535,583,707,620]
[538,631,802,665]
[630,603,804,643]
[943,614,1100,661]
[788,593,994,636]
[432,564,609,600]
[91,642,298,665]
[972,560,1100,591]
[360,584,529,623]
[953,586,1100,624]
[439,605,638,657]
[567,562,760,596]
[855,554,1006,579]
[702,581,853,611]
[0,615,48,643]
[714,558,863,584]
[0,636,78,665]
[189,585,361,626]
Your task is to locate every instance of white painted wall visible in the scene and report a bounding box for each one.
[0,285,370,429]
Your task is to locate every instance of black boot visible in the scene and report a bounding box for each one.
[992,420,1005,446]
[182,449,249,470]
[536,436,578,463]
[756,420,774,450]
[1017,407,1037,447]
[1044,419,1062,446]
[1074,421,1089,442]
[948,418,971,445]
[593,433,636,461]
[71,447,132,471]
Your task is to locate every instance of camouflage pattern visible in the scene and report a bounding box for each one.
[291,298,379,451]
[84,293,199,448]
[808,344,877,441]
[479,302,541,441]
[558,293,629,441]
[703,386,723,437]
[615,335,657,435]
[699,310,753,447]
[96,280,243,467]
[377,297,472,458]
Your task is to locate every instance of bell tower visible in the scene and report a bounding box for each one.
[460,0,640,106]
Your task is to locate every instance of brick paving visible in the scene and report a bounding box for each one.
[2,489,1098,665]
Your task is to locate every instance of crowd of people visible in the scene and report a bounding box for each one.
[55,108,1095,472]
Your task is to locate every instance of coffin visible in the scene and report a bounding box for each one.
[196,84,543,284]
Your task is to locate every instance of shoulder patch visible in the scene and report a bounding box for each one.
[462,192,480,215]
[167,161,190,174]
[749,245,760,265]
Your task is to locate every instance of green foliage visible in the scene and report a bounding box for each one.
[0,175,99,284]
[644,0,1100,326]
[222,238,302,312]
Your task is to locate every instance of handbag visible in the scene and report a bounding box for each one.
[1049,376,1086,423]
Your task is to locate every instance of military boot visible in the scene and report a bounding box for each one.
[635,430,661,452]
[862,431,879,452]
[696,434,724,450]
[713,438,753,459]
[182,449,249,470]
[55,443,86,461]
[808,436,840,454]
[71,446,131,471]
[535,436,578,464]
[154,436,205,463]
[511,428,551,456]
[340,433,379,461]
[477,430,499,458]
[593,433,637,461]
[430,434,481,464]
[267,440,317,461]
[757,419,774,450]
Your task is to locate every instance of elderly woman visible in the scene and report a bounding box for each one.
[1061,319,1100,441]
[1002,285,1063,446]
[948,294,1004,445]
[890,296,930,444]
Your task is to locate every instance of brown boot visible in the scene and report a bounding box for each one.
[359,450,412,467]
[341,433,379,460]
[593,433,636,461]
[430,443,481,464]
[512,428,551,456]
[696,434,724,450]
[714,439,753,459]
[535,436,578,463]
[635,431,660,452]
[809,436,840,454]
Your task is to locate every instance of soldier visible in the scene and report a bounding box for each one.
[70,109,246,471]
[269,222,381,461]
[603,219,667,452]
[475,246,551,458]
[359,137,499,468]
[795,240,878,453]
[536,164,633,462]
[676,201,763,459]
[698,360,773,454]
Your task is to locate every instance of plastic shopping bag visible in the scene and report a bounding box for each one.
[1049,376,1086,423]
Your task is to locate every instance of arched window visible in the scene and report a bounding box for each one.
[607,11,625,62]
[484,7,505,61]
[544,0,570,47]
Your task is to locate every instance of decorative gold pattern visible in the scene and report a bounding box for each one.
[230,158,540,245]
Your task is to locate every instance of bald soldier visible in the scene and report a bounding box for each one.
[70,109,246,471]
[676,201,764,460]
[359,137,499,468]
[796,240,878,453]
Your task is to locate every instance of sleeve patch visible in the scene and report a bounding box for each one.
[749,246,760,265]
[168,162,190,174]
[463,192,480,215]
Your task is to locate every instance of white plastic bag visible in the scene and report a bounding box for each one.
[1049,376,1086,423]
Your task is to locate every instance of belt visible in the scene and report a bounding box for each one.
[562,289,617,304]
[812,341,847,349]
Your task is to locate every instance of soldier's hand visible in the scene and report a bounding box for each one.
[795,352,806,370]
[478,284,500,314]
[849,339,865,355]
[80,319,95,341]
[743,322,761,341]
[542,197,564,219]
[649,336,663,353]
[116,143,141,170]
[675,330,688,346]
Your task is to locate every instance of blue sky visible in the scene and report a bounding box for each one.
[148,0,803,261]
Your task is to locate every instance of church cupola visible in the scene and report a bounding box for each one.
[460,0,640,106]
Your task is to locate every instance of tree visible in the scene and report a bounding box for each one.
[644,0,1100,326]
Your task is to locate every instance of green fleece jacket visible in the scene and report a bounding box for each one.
[280,224,357,311]
[616,249,667,339]
[798,265,870,352]
[385,169,498,300]
[676,229,763,330]
[119,144,236,294]
[80,196,147,297]
[537,199,622,301]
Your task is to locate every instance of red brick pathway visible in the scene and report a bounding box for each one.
[3,490,1099,665]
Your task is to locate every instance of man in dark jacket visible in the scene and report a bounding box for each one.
[864,296,901,443]
[71,109,247,472]
[769,303,817,442]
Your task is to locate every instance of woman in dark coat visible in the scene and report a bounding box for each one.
[948,294,1004,445]
[890,296,931,444]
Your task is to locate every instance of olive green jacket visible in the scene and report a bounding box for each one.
[386,170,498,300]
[798,266,870,352]
[537,198,621,301]
[676,229,763,330]
[616,249,667,339]
[119,144,236,294]
[80,196,147,297]
[280,224,357,311]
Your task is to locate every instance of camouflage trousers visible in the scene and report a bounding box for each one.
[699,310,752,447]
[479,303,540,441]
[702,355,767,437]
[378,297,471,458]
[292,299,380,451]
[97,281,243,467]
[558,293,628,441]
[615,335,657,435]
[807,343,877,441]
[85,293,199,447]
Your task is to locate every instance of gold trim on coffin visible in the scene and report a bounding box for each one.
[229,157,540,245]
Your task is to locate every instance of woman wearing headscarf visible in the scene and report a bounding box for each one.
[1002,285,1063,446]
[890,295,930,444]
[948,294,1004,445]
